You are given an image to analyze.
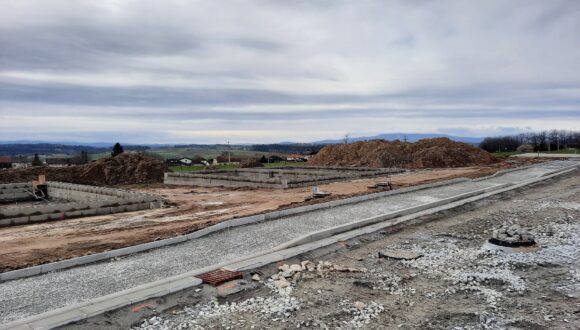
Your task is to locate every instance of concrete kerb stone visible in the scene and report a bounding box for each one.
[227,166,579,273]
[472,163,539,182]
[0,176,477,283]
[273,186,499,250]
[1,166,565,283]
[4,167,572,330]
[540,163,580,177]
[0,265,43,282]
[0,275,203,330]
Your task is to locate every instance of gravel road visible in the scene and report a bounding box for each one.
[0,160,577,324]
[131,163,580,330]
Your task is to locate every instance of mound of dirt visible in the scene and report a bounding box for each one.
[308,138,497,169]
[0,153,168,185]
[76,153,168,185]
[239,159,265,168]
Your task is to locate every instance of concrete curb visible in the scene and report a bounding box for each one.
[273,182,512,250]
[2,164,577,330]
[0,177,468,282]
[225,165,579,272]
[0,276,203,330]
[3,162,572,282]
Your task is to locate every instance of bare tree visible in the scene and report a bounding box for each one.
[343,133,350,144]
[548,130,559,151]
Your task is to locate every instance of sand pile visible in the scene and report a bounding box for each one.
[308,138,497,169]
[0,153,168,185]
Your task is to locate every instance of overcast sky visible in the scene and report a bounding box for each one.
[0,0,579,144]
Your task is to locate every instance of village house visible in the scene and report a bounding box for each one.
[0,156,12,169]
[45,158,75,167]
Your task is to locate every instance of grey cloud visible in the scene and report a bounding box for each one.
[0,0,579,143]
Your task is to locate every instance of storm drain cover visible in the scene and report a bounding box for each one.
[198,268,243,286]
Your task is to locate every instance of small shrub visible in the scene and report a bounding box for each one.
[516,144,534,153]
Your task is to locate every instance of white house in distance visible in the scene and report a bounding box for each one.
[179,157,193,165]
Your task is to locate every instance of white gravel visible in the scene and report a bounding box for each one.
[0,160,577,324]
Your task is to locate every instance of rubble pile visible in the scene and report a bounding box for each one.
[270,261,367,290]
[133,260,374,330]
[239,159,264,168]
[308,137,498,169]
[489,224,536,247]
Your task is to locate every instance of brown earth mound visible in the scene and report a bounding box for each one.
[308,138,497,168]
[239,159,265,168]
[0,153,168,185]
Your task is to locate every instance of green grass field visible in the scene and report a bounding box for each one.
[492,148,579,157]
[147,147,268,160]
[169,164,238,172]
[169,161,306,172]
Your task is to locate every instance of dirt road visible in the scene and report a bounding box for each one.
[0,166,505,271]
[132,171,579,330]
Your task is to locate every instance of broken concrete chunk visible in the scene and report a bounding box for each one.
[278,264,290,272]
[289,264,303,272]
[274,278,291,289]
[301,260,315,271]
[354,301,366,310]
[506,224,521,236]
[251,274,261,281]
[281,270,294,278]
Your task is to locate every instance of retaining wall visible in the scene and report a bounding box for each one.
[164,167,404,189]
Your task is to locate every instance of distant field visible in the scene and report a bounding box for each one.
[492,148,579,157]
[80,147,272,162]
[169,161,306,172]
[148,147,268,160]
[169,164,236,172]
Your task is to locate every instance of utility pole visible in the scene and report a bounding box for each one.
[227,140,231,164]
[403,135,408,143]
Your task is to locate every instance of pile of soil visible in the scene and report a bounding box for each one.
[239,159,265,168]
[0,153,168,185]
[308,138,497,169]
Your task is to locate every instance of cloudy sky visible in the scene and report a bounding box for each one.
[0,0,579,144]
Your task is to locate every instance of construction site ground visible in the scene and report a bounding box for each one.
[130,168,580,330]
[1,160,575,326]
[0,166,504,272]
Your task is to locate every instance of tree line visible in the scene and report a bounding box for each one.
[479,130,580,153]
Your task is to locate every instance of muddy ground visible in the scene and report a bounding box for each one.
[0,166,504,271]
[132,171,579,330]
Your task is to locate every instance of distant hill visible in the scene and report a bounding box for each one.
[0,143,149,156]
[313,133,483,145]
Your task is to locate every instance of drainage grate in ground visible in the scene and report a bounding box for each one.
[198,268,243,286]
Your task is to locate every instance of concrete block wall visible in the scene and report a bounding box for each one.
[164,167,405,189]
[0,183,34,203]
[0,175,469,283]
[0,182,161,227]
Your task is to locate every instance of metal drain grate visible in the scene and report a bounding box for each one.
[198,268,243,286]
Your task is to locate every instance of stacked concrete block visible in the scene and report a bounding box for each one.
[0,183,34,203]
[0,182,162,227]
[164,167,405,189]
